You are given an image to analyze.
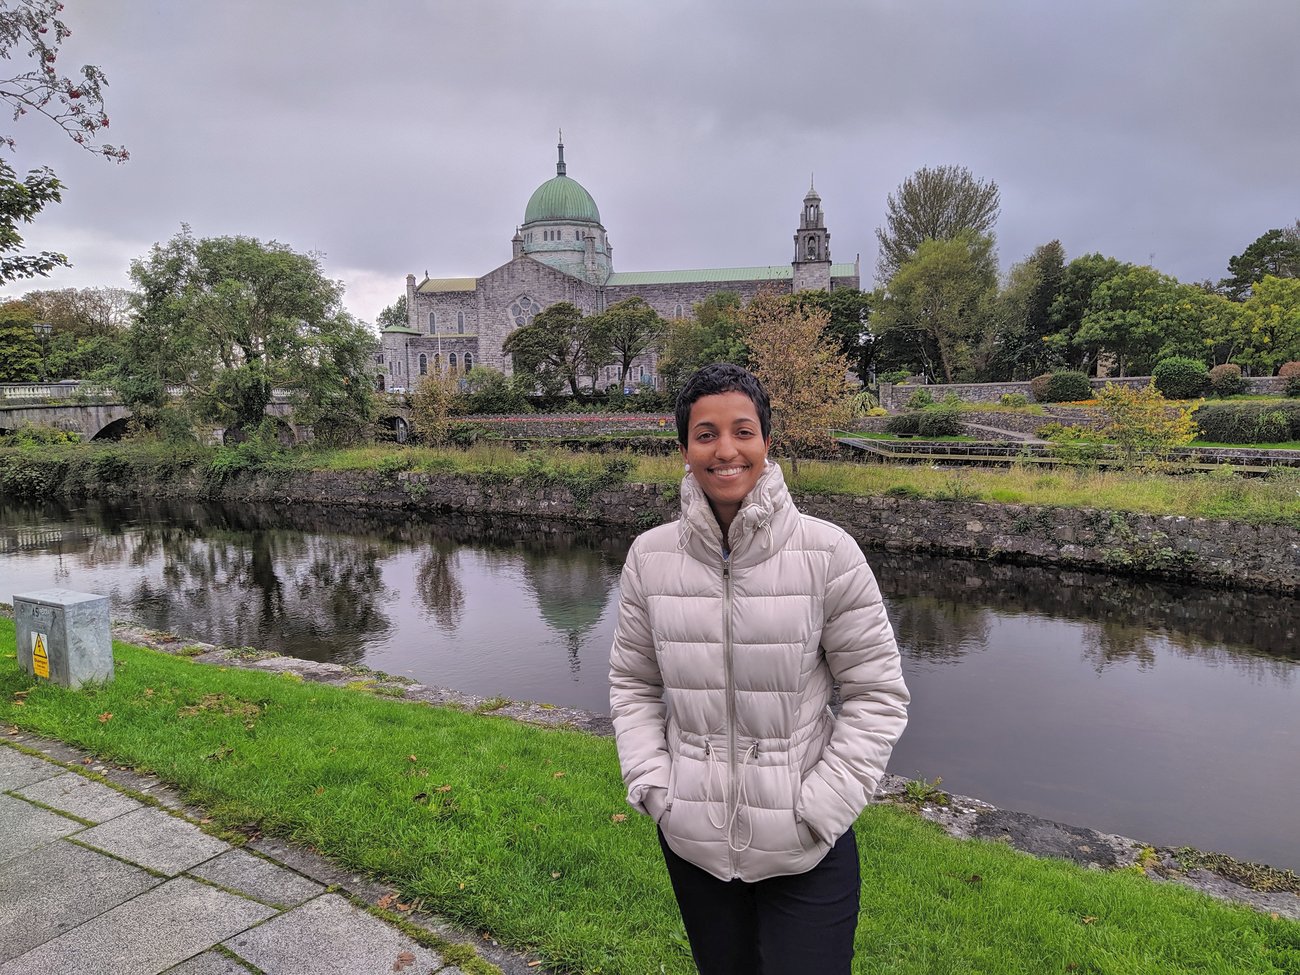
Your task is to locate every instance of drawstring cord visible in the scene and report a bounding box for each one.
[727,743,759,853]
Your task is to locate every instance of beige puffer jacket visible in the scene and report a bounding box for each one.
[609,461,909,882]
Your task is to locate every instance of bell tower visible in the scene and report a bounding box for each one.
[792,178,832,292]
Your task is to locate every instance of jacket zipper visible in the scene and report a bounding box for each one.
[723,557,736,877]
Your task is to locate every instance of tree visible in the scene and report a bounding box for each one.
[1043,253,1131,373]
[409,372,461,444]
[21,285,130,379]
[790,288,875,381]
[744,288,853,473]
[0,297,38,380]
[0,0,127,284]
[875,164,1000,280]
[503,301,605,396]
[870,232,998,382]
[1096,382,1198,466]
[1233,276,1300,375]
[588,296,662,388]
[119,228,377,440]
[988,241,1066,380]
[656,291,747,396]
[376,295,408,331]
[1219,223,1300,301]
[1073,267,1215,377]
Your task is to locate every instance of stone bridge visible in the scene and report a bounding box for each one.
[0,382,303,442]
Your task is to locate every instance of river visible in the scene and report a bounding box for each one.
[1,498,1297,871]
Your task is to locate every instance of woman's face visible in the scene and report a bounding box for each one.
[680,390,770,529]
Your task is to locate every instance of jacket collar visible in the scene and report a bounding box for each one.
[678,460,798,567]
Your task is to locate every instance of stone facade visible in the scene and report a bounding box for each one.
[380,143,860,392]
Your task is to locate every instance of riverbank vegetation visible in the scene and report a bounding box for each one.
[4,437,1300,526]
[1,625,1296,974]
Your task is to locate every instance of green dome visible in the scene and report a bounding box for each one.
[523,175,601,225]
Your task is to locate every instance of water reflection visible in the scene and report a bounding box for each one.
[873,552,1299,683]
[1,499,1297,869]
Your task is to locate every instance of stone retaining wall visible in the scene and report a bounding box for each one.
[214,469,1300,593]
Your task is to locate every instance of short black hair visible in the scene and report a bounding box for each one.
[674,363,772,445]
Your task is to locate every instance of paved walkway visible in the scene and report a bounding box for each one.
[0,734,537,975]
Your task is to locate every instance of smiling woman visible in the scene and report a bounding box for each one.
[610,363,909,974]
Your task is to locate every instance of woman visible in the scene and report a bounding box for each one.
[609,363,909,974]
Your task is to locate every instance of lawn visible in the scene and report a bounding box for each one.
[2,622,1297,974]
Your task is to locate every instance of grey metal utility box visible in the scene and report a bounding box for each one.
[14,589,113,688]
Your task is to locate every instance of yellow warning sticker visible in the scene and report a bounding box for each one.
[31,632,49,680]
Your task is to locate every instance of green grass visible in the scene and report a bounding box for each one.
[1191,439,1300,450]
[2,625,1297,974]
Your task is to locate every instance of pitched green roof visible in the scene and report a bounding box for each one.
[605,263,857,286]
[524,175,601,225]
[417,277,476,293]
[381,325,422,335]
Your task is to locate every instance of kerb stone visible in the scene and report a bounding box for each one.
[75,806,229,875]
[0,877,275,975]
[15,771,143,823]
[223,893,444,975]
[0,839,159,962]
[0,793,80,867]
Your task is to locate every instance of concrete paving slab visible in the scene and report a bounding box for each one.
[188,848,323,908]
[0,747,63,791]
[0,877,276,975]
[223,893,445,975]
[75,806,229,875]
[14,770,143,823]
[0,838,160,963]
[0,793,80,866]
[164,951,254,975]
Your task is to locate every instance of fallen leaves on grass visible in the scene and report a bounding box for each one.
[611,813,627,823]
[97,712,113,723]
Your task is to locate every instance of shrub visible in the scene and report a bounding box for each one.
[1279,361,1300,379]
[1193,402,1300,443]
[1255,410,1291,443]
[1097,383,1198,463]
[904,388,934,410]
[917,402,963,438]
[1152,357,1209,400]
[1029,374,1052,402]
[1289,376,1300,398]
[999,392,1029,407]
[884,413,921,436]
[1207,363,1246,397]
[1040,371,1093,403]
[878,369,912,385]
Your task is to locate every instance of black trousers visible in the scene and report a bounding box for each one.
[658,827,860,975]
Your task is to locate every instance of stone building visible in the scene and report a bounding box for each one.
[379,140,860,392]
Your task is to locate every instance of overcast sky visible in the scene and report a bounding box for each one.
[2,1,1296,326]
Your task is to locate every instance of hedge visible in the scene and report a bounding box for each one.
[1193,401,1300,444]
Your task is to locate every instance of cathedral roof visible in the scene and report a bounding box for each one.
[523,140,602,225]
[523,175,601,225]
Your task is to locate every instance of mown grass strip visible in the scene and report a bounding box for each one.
[1,623,1296,974]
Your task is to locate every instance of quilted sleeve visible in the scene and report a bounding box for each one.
[796,533,910,843]
[608,544,671,820]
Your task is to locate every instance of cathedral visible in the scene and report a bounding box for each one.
[379,140,859,391]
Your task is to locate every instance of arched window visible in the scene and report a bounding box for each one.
[418,353,427,375]
[806,236,818,260]
[457,311,465,331]
[428,312,436,331]
[464,352,473,372]
[433,353,441,373]
[448,352,458,374]
[674,304,684,319]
